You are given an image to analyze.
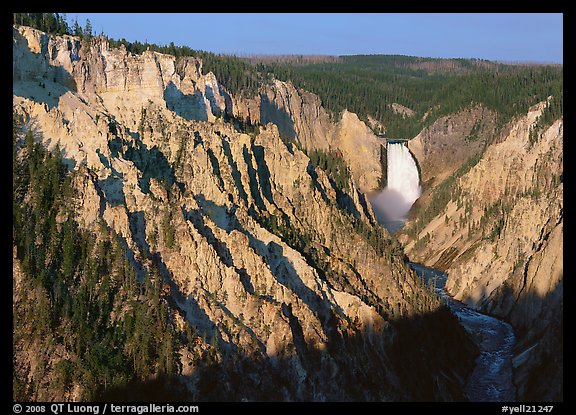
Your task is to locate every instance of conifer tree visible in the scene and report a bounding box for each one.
[84,18,92,40]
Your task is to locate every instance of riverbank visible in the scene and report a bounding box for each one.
[408,262,516,402]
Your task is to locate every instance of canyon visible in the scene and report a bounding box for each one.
[401,101,563,401]
[12,24,562,403]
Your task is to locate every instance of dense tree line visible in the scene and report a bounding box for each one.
[12,118,181,400]
[306,148,351,191]
[13,13,71,36]
[262,55,563,138]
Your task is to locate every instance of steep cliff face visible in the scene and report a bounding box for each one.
[403,102,563,401]
[13,26,474,402]
[13,25,384,194]
[13,26,230,129]
[402,106,499,233]
[246,78,385,192]
[408,105,497,187]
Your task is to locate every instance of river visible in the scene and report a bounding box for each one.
[407,262,516,402]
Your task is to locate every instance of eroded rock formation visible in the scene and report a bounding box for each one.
[13,25,473,402]
[403,101,563,401]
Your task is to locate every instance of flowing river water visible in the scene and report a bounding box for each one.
[407,262,516,402]
[371,139,516,401]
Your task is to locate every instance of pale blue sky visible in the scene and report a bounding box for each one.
[65,13,563,63]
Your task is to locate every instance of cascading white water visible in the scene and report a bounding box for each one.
[386,143,421,205]
[369,142,421,233]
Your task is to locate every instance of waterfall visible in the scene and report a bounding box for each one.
[369,142,421,233]
[386,143,421,205]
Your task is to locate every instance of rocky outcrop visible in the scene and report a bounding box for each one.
[391,102,415,117]
[250,79,386,192]
[13,25,474,402]
[408,105,497,187]
[13,25,385,193]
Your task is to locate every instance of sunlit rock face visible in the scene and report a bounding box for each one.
[13,25,474,402]
[402,100,563,401]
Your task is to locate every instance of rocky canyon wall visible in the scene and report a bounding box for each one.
[13,25,473,402]
[403,101,563,401]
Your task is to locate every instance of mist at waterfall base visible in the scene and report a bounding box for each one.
[369,143,421,233]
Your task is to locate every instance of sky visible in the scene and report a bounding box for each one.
[66,13,563,63]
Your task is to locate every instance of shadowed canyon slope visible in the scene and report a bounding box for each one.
[13,25,475,402]
[401,101,563,401]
